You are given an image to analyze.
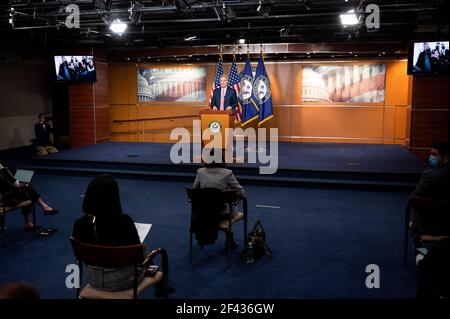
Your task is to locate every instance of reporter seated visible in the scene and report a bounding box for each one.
[72,174,173,297]
[192,149,245,250]
[0,163,58,230]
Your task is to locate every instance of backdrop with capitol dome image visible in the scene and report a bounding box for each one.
[138,67,206,102]
[301,64,386,103]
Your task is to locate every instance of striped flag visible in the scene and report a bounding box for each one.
[228,55,242,123]
[209,57,224,108]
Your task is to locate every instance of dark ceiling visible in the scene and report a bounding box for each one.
[0,0,448,55]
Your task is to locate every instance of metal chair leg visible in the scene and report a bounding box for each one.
[404,205,411,264]
[189,232,193,264]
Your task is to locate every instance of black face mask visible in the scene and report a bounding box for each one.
[426,48,431,53]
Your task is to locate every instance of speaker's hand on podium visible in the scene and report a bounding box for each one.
[226,106,232,110]
[212,107,218,110]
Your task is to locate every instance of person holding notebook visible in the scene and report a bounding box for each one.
[0,163,58,230]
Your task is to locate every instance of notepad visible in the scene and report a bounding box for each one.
[135,223,152,243]
[14,169,34,184]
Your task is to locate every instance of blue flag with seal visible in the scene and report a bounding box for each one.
[240,56,259,126]
[252,55,273,126]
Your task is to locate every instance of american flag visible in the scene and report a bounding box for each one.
[209,57,224,108]
[228,56,242,123]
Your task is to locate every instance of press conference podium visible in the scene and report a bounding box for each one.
[199,109,235,149]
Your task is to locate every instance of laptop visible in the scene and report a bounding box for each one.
[14,169,34,184]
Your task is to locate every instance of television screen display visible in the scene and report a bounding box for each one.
[409,41,449,75]
[54,55,97,82]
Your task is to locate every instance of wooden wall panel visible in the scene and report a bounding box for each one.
[410,109,449,147]
[266,106,291,137]
[69,59,109,148]
[289,137,383,144]
[95,63,109,107]
[291,106,383,139]
[69,107,95,147]
[128,66,137,105]
[385,60,410,106]
[95,106,110,141]
[109,66,130,105]
[412,76,449,109]
[394,106,407,140]
[69,83,93,106]
[110,105,131,133]
[266,63,295,105]
[406,106,411,143]
[409,75,449,161]
[382,106,395,142]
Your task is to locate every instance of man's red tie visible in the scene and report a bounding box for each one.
[220,89,225,110]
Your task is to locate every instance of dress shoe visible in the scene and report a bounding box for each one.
[44,209,59,215]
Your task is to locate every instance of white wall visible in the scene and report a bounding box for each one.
[0,115,39,150]
[0,52,52,151]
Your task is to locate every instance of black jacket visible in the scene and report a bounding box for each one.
[410,163,449,200]
[34,123,54,147]
[210,87,238,110]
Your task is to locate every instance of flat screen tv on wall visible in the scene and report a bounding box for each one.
[408,41,449,75]
[53,55,97,82]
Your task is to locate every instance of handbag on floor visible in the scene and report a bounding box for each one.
[240,219,272,264]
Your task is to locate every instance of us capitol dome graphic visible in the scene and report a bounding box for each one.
[138,72,154,102]
[301,68,331,102]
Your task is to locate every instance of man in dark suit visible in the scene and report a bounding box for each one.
[34,113,59,156]
[210,75,238,111]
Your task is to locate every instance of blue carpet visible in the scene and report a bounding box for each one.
[0,173,417,299]
[34,142,425,174]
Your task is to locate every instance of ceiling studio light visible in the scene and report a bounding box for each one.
[9,7,14,26]
[238,38,245,44]
[129,2,144,24]
[340,9,359,26]
[110,19,127,35]
[184,35,197,41]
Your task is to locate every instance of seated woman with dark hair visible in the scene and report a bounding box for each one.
[0,163,58,230]
[72,174,173,296]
